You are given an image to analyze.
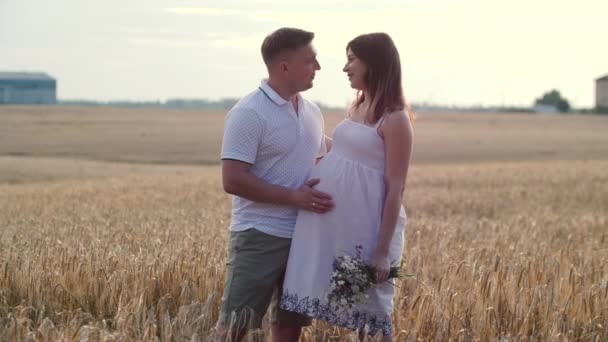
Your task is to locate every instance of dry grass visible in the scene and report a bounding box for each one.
[2,106,608,167]
[0,156,202,185]
[1,106,607,340]
[1,160,606,341]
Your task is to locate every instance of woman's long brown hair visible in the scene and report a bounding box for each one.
[347,33,415,123]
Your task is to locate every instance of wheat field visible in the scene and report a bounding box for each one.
[1,106,607,341]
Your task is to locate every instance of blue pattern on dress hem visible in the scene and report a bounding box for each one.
[280,290,392,336]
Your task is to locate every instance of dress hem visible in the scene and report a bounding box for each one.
[280,291,392,336]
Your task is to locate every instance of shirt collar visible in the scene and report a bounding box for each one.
[259,79,289,106]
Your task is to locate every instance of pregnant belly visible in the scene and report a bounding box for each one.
[311,158,384,206]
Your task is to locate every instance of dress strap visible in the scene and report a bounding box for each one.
[375,113,389,128]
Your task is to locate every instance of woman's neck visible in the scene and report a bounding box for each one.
[358,91,376,122]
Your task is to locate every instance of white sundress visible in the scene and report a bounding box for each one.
[280,117,407,336]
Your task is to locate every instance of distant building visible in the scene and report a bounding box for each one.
[596,75,608,112]
[0,72,57,104]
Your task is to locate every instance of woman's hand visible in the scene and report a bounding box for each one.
[371,250,390,283]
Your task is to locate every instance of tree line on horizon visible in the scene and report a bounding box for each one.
[53,91,605,114]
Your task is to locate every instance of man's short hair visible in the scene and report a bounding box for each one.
[261,27,314,68]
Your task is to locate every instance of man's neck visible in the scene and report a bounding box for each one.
[266,77,296,103]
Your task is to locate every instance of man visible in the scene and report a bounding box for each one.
[216,27,334,341]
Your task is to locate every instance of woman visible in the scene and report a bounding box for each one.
[280,32,414,340]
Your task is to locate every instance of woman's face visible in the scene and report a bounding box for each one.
[343,48,367,91]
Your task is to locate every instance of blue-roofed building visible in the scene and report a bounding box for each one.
[0,72,57,104]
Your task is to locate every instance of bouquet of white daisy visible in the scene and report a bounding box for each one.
[326,245,412,310]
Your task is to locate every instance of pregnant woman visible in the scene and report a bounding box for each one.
[280,32,415,340]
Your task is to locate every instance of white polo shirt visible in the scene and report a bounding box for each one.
[221,80,327,238]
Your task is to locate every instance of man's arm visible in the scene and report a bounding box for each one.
[325,135,333,152]
[222,159,334,213]
[315,135,333,164]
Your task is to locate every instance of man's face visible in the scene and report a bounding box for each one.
[284,43,321,92]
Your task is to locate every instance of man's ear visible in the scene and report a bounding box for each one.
[279,61,288,72]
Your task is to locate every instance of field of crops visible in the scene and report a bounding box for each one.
[1,106,607,340]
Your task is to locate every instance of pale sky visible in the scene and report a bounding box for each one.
[1,0,606,108]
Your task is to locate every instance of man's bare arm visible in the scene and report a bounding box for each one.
[325,135,333,152]
[222,159,334,213]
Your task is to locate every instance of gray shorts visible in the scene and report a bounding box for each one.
[218,228,312,330]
